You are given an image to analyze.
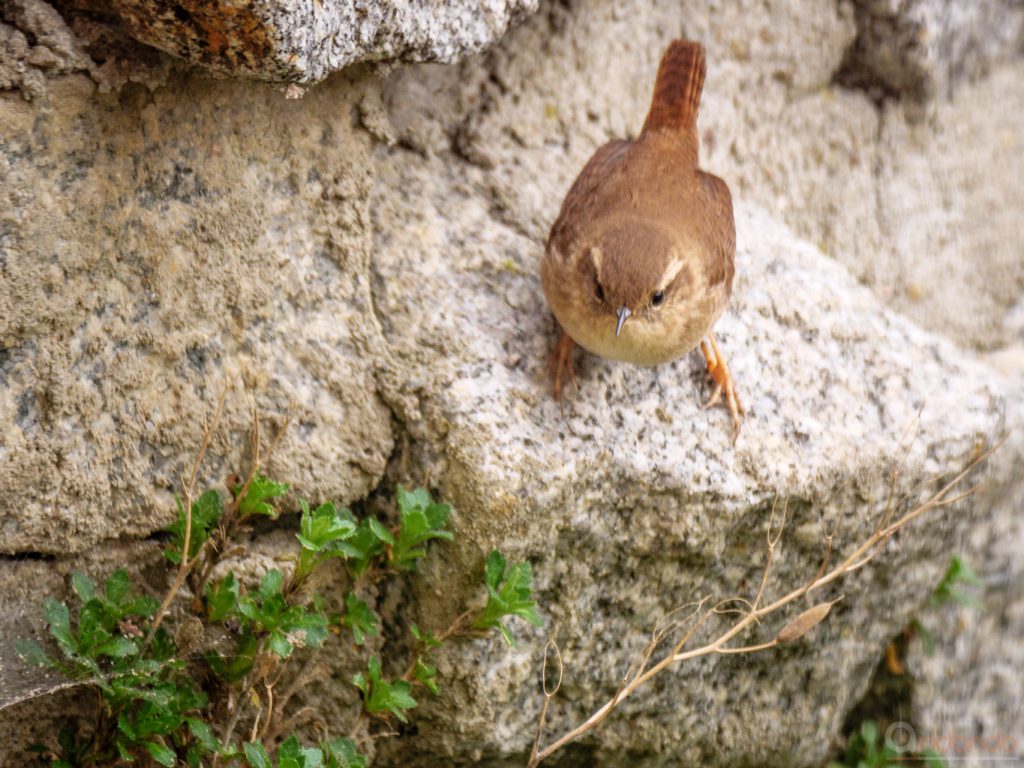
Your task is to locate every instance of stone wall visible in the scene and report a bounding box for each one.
[2,0,1022,765]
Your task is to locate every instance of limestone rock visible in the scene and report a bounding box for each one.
[0,75,395,554]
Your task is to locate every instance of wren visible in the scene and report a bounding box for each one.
[541,40,744,439]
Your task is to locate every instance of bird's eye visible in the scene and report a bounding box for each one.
[595,283,605,302]
[651,290,666,307]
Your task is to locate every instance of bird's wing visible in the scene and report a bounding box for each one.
[698,170,735,289]
[547,139,632,257]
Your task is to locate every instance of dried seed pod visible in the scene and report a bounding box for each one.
[775,597,842,643]
[174,616,205,655]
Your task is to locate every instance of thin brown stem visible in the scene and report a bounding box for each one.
[269,650,323,738]
[144,387,228,649]
[527,439,1003,767]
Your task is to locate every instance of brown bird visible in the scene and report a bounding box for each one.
[541,40,744,439]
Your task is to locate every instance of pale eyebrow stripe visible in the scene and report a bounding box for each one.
[589,246,604,275]
[657,257,687,290]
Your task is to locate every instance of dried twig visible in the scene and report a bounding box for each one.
[526,439,1003,767]
[144,386,229,649]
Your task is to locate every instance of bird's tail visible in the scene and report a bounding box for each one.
[641,40,706,136]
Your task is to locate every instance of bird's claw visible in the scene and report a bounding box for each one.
[549,331,577,409]
[699,333,744,443]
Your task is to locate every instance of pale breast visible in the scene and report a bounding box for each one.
[544,251,729,367]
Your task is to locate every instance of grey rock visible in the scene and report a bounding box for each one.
[3,0,91,71]
[840,0,1024,100]
[730,60,1024,352]
[368,145,1008,762]
[905,369,1024,767]
[94,0,539,84]
[1,0,1022,765]
[0,74,395,554]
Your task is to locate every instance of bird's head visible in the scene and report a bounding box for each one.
[577,222,694,338]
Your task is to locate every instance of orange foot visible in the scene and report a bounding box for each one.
[699,332,745,443]
[548,330,577,404]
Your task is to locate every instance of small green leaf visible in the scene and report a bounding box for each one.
[289,611,329,650]
[185,718,219,752]
[278,736,303,768]
[206,572,240,622]
[143,741,177,767]
[470,551,543,645]
[236,473,289,518]
[104,570,133,607]
[367,517,394,546]
[70,573,95,602]
[97,636,139,659]
[484,550,506,591]
[268,630,293,657]
[115,737,135,762]
[295,501,360,580]
[259,569,284,599]
[297,501,357,551]
[342,593,378,646]
[389,486,452,570]
[243,742,272,768]
[322,738,366,768]
[414,659,440,695]
[15,639,52,667]
[931,555,984,609]
[277,736,324,768]
[410,623,442,649]
[342,518,390,578]
[354,657,417,722]
[351,671,367,696]
[117,712,137,740]
[44,598,73,654]
[497,623,513,646]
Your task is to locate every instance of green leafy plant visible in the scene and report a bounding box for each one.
[240,735,366,768]
[388,486,454,570]
[827,720,945,768]
[910,554,984,655]
[16,572,210,767]
[17,451,542,768]
[928,555,983,610]
[352,657,418,723]
[471,550,544,645]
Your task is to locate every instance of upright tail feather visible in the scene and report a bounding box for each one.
[641,40,706,135]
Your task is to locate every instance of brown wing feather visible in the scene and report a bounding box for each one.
[698,171,735,290]
[547,139,632,257]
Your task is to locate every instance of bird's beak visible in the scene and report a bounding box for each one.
[615,306,631,337]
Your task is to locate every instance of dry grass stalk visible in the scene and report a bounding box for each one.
[526,439,1004,767]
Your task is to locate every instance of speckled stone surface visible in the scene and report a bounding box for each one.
[0,73,395,553]
[1,0,1022,765]
[841,0,1024,99]
[366,151,1007,762]
[102,0,539,84]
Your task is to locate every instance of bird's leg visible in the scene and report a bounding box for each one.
[699,332,744,442]
[549,328,577,403]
